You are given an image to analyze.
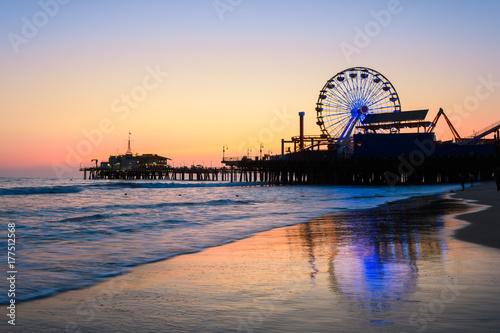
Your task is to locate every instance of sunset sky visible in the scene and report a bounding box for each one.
[1,0,499,177]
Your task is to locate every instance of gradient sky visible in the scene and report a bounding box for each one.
[1,0,500,177]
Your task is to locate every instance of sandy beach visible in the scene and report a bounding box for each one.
[451,181,500,250]
[6,182,500,333]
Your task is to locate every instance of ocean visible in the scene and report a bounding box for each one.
[0,177,459,304]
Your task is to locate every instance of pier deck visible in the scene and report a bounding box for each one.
[81,141,499,186]
[80,167,228,181]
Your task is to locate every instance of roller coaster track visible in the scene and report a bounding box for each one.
[464,119,500,144]
[428,108,500,144]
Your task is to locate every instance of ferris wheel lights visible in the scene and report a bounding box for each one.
[316,67,401,142]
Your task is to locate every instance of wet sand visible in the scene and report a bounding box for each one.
[7,183,500,332]
[451,181,500,250]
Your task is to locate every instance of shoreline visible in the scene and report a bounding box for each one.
[8,184,500,332]
[449,181,500,250]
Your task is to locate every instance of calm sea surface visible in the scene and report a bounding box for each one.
[0,177,459,304]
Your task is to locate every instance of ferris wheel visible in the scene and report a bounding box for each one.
[316,67,401,145]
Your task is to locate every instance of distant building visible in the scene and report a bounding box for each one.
[100,153,170,170]
[99,133,170,170]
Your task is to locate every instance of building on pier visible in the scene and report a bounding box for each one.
[98,133,170,171]
[100,153,170,170]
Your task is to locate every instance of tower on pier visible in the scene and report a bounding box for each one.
[126,132,132,154]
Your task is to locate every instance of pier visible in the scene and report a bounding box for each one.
[81,139,499,185]
[81,67,500,186]
[221,144,499,185]
[80,166,229,181]
[218,68,500,186]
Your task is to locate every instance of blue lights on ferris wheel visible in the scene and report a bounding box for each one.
[316,67,401,144]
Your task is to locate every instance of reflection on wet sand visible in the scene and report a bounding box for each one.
[292,195,469,326]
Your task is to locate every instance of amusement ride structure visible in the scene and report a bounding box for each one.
[316,67,401,143]
[284,67,500,154]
